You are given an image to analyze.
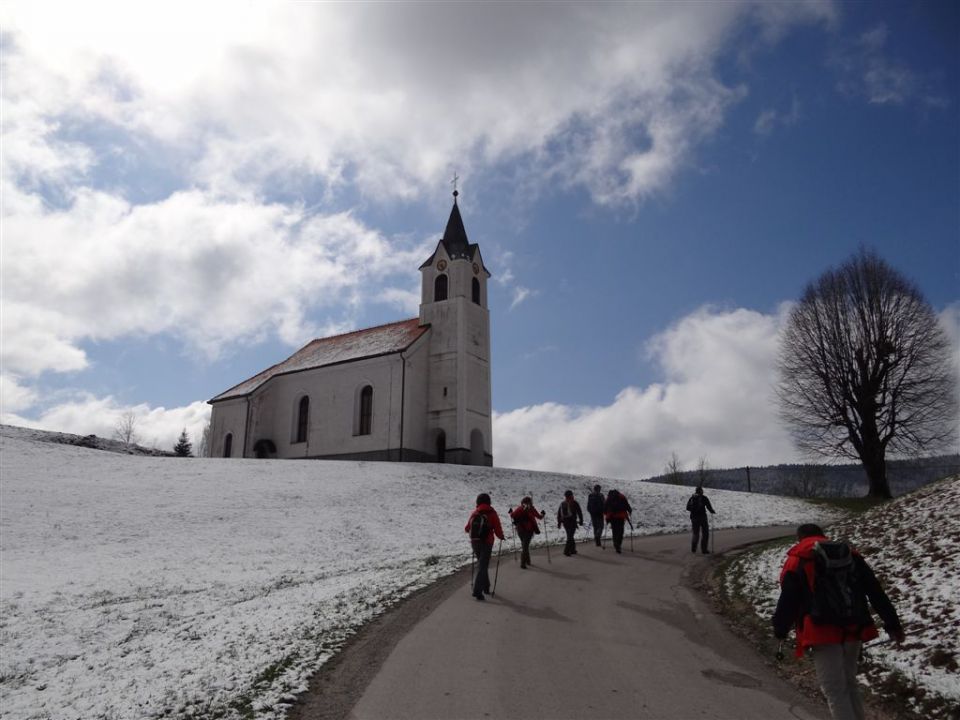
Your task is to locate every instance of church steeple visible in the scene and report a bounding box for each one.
[441,192,471,259]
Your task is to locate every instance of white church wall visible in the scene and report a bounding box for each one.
[210,399,246,458]
[399,331,431,458]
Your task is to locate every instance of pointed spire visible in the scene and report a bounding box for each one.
[441,190,470,258]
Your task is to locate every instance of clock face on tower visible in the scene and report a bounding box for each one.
[437,260,447,271]
[472,263,479,275]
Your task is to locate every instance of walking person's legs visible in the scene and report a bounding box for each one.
[700,519,710,553]
[611,519,625,553]
[591,513,604,546]
[520,532,532,568]
[472,542,492,599]
[563,521,576,555]
[811,642,865,720]
[691,519,701,553]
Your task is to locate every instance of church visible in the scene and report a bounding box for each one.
[207,192,493,466]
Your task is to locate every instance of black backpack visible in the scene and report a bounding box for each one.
[469,511,489,542]
[803,541,866,626]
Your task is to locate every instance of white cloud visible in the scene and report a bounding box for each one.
[1,186,428,380]
[2,1,834,206]
[508,287,536,311]
[833,23,948,108]
[493,306,800,478]
[754,95,801,135]
[1,392,212,453]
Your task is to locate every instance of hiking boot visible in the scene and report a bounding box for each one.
[702,550,711,554]
[474,593,485,601]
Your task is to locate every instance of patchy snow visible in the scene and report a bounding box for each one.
[726,475,960,718]
[1,424,838,719]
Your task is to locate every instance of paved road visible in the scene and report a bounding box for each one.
[298,527,829,720]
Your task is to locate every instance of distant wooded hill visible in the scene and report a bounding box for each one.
[645,455,960,498]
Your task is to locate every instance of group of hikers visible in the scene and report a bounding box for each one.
[464,489,904,720]
[464,484,717,601]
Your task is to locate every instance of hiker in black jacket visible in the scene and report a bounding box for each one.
[586,484,605,547]
[603,489,632,554]
[686,486,715,554]
[556,490,584,556]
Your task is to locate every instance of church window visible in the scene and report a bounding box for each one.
[295,396,309,443]
[358,385,373,435]
[434,274,448,302]
[223,433,233,458]
[472,277,481,305]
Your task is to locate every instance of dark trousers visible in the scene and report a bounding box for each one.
[691,516,709,552]
[561,520,578,555]
[472,541,493,596]
[590,512,604,545]
[519,530,534,567]
[609,518,625,552]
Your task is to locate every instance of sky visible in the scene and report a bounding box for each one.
[2,1,958,477]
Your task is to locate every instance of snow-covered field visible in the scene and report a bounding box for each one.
[726,475,960,719]
[1,425,836,719]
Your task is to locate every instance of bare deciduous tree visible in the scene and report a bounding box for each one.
[777,249,957,499]
[664,451,683,485]
[113,411,141,447]
[696,456,709,488]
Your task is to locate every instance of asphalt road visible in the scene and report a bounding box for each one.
[295,526,829,720]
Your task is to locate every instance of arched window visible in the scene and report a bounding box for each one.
[295,396,309,443]
[359,385,373,436]
[223,433,233,458]
[434,274,448,302]
[472,277,481,305]
[436,430,446,463]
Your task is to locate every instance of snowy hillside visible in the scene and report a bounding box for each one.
[1,425,837,720]
[725,475,960,719]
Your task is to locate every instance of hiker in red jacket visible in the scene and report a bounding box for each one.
[603,489,632,554]
[465,493,505,601]
[509,497,545,569]
[772,523,904,720]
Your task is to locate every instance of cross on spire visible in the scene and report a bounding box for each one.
[451,172,459,201]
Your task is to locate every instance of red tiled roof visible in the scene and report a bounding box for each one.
[209,318,429,403]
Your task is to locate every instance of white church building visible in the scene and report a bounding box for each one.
[207,193,493,465]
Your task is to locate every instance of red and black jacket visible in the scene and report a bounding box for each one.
[509,505,544,535]
[464,504,505,547]
[772,535,901,656]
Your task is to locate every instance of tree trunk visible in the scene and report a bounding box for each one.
[859,444,892,499]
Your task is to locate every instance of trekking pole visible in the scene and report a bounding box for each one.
[542,510,552,564]
[775,641,785,662]
[470,545,476,595]
[601,521,606,550]
[492,539,503,596]
[510,511,518,563]
[711,513,715,554]
[627,517,635,553]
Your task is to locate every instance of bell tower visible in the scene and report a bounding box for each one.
[418,190,492,465]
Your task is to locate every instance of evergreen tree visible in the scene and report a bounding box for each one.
[174,428,193,457]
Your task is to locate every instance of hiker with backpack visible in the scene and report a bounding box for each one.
[603,489,632,554]
[772,523,904,720]
[586,484,606,547]
[686,486,715,554]
[556,490,584,556]
[465,493,506,601]
[509,497,545,569]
